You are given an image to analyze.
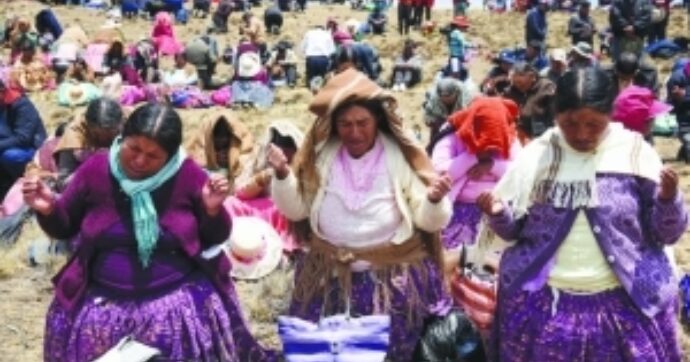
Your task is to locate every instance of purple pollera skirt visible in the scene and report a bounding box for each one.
[288,258,452,362]
[44,273,275,362]
[493,286,681,362]
[441,202,482,250]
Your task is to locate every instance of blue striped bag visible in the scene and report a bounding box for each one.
[278,314,391,362]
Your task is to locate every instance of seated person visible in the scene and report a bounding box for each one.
[34,9,62,51]
[605,51,659,95]
[210,0,233,34]
[505,61,557,141]
[267,40,298,87]
[7,17,37,64]
[391,39,423,91]
[162,52,198,89]
[333,42,381,81]
[52,97,124,189]
[63,57,95,84]
[10,37,55,92]
[186,110,254,187]
[569,41,596,69]
[367,6,388,34]
[231,52,273,108]
[51,25,89,82]
[540,48,568,85]
[185,34,220,90]
[0,80,47,199]
[193,0,212,17]
[228,120,305,255]
[264,5,283,35]
[480,50,516,96]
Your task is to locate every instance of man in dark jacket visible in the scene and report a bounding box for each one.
[609,0,652,60]
[568,0,597,45]
[525,0,548,45]
[505,62,557,140]
[605,51,659,95]
[666,66,690,162]
[0,81,46,199]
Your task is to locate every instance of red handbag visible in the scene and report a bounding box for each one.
[450,246,498,331]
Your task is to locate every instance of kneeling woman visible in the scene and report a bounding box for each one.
[24,103,274,362]
[268,69,453,360]
[479,67,687,361]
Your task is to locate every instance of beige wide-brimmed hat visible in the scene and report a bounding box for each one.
[225,216,283,280]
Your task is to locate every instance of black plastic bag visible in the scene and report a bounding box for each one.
[413,309,487,362]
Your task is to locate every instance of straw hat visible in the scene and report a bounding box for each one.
[225,216,283,280]
[237,52,262,78]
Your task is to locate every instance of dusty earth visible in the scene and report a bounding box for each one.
[1,0,690,360]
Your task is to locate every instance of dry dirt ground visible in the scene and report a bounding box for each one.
[1,1,690,360]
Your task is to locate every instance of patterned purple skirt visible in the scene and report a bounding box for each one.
[288,258,452,362]
[493,287,681,362]
[441,202,482,250]
[44,273,275,362]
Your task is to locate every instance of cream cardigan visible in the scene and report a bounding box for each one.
[271,134,452,244]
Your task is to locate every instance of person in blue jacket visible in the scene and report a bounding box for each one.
[667,64,690,162]
[0,80,46,199]
[525,0,548,45]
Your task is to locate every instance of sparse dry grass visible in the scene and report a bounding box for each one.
[1,0,690,360]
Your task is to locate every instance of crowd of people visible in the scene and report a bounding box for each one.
[1,0,690,361]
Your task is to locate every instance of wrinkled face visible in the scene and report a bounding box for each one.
[118,135,169,180]
[87,125,120,148]
[334,105,379,158]
[511,72,536,93]
[439,91,458,107]
[557,107,610,152]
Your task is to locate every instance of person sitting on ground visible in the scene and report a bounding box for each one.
[10,37,55,92]
[367,3,388,34]
[51,25,89,83]
[522,39,549,71]
[193,0,212,18]
[349,41,382,81]
[569,41,596,69]
[211,0,233,34]
[53,97,124,189]
[25,103,276,362]
[0,80,47,199]
[162,52,198,89]
[267,68,453,361]
[35,9,62,51]
[391,39,423,91]
[540,48,568,85]
[63,57,95,84]
[480,50,516,96]
[478,66,686,362]
[606,51,659,95]
[229,120,305,254]
[505,61,557,141]
[185,34,220,90]
[186,110,254,188]
[612,84,672,142]
[151,12,183,56]
[240,12,267,60]
[231,52,274,108]
[423,77,477,145]
[666,63,690,162]
[267,40,298,87]
[7,17,37,64]
[264,5,283,35]
[568,0,596,46]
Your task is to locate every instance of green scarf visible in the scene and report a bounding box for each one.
[108,136,186,267]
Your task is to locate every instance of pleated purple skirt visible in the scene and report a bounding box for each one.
[441,202,482,250]
[493,286,681,362]
[44,274,275,362]
[288,258,452,362]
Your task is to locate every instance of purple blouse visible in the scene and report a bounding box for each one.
[488,173,688,317]
[91,223,194,297]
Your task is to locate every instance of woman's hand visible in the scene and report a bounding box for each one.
[658,167,679,201]
[477,192,504,216]
[22,177,55,216]
[202,175,230,216]
[266,144,290,180]
[427,173,452,203]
